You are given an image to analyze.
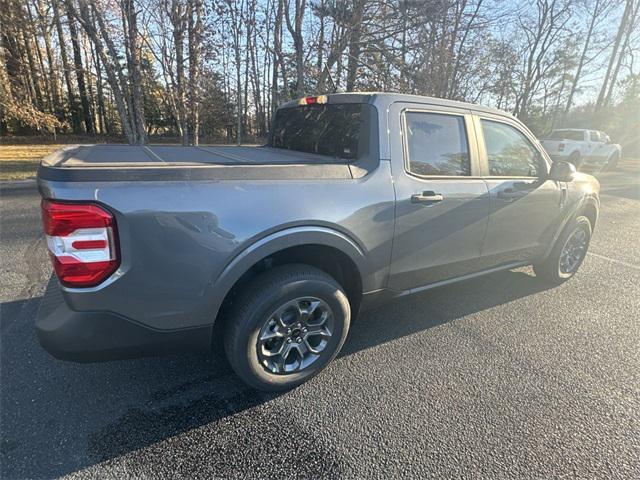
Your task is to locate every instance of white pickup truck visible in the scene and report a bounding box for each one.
[541,129,621,170]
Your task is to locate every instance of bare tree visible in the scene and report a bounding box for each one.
[52,0,80,132]
[65,0,94,133]
[168,0,188,144]
[513,0,573,120]
[122,0,147,143]
[285,0,306,96]
[225,0,244,144]
[564,0,608,113]
[188,0,204,144]
[345,0,366,91]
[602,0,640,107]
[595,0,635,110]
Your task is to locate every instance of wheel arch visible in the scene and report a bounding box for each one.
[542,195,599,260]
[579,198,599,231]
[209,227,368,325]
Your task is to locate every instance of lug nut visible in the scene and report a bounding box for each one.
[287,338,292,343]
[302,328,308,333]
[286,329,291,334]
[296,337,302,343]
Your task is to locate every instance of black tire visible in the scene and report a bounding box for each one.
[568,151,582,168]
[223,264,351,392]
[533,216,592,284]
[606,152,619,171]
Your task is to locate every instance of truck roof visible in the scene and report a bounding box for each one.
[278,92,511,118]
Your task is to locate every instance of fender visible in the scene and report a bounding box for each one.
[206,226,369,322]
[542,194,599,259]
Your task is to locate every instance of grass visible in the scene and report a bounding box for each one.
[0,145,64,181]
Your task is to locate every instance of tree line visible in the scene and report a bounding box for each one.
[0,0,639,150]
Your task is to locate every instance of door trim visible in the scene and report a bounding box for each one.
[397,260,529,296]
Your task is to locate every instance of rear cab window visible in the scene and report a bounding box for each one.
[270,103,372,161]
[403,111,471,176]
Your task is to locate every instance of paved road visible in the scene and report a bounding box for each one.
[1,161,639,479]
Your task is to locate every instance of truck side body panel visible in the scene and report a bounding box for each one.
[38,161,396,331]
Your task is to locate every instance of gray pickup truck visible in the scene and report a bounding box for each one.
[37,93,600,391]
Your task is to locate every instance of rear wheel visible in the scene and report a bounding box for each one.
[606,152,619,171]
[223,264,351,391]
[533,216,591,284]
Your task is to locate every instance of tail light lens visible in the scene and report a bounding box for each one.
[558,143,565,152]
[41,200,120,287]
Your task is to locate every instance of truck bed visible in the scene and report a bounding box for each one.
[39,144,365,182]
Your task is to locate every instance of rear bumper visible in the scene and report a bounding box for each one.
[36,277,212,362]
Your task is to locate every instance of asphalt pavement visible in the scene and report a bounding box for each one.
[1,160,639,479]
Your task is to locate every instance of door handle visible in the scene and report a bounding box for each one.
[411,191,444,204]
[497,188,519,202]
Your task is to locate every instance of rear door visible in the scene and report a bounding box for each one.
[586,130,603,157]
[475,115,562,263]
[387,103,491,292]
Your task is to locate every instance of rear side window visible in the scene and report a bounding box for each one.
[549,130,584,141]
[270,104,369,160]
[481,120,542,177]
[404,112,470,176]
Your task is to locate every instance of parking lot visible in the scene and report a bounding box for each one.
[1,160,639,479]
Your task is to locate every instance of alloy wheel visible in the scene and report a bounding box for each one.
[256,297,334,375]
[559,227,588,274]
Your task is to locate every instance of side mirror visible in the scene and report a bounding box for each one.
[548,161,576,182]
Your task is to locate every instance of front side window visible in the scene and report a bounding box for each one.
[481,120,542,177]
[589,130,600,142]
[404,112,470,176]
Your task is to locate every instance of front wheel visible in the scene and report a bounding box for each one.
[567,151,582,168]
[223,264,351,391]
[606,152,619,171]
[533,216,592,284]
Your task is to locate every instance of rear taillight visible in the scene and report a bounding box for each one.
[41,200,120,287]
[558,143,565,152]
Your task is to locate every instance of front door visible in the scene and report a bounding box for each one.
[476,117,563,263]
[387,106,491,292]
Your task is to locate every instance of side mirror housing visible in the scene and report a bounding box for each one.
[548,161,576,182]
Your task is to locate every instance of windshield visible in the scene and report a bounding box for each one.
[548,130,584,141]
[270,104,369,160]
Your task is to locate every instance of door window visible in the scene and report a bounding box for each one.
[481,120,542,177]
[404,112,470,176]
[589,130,600,142]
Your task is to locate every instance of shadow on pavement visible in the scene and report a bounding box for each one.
[1,268,550,478]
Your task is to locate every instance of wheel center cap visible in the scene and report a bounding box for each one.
[291,328,302,339]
